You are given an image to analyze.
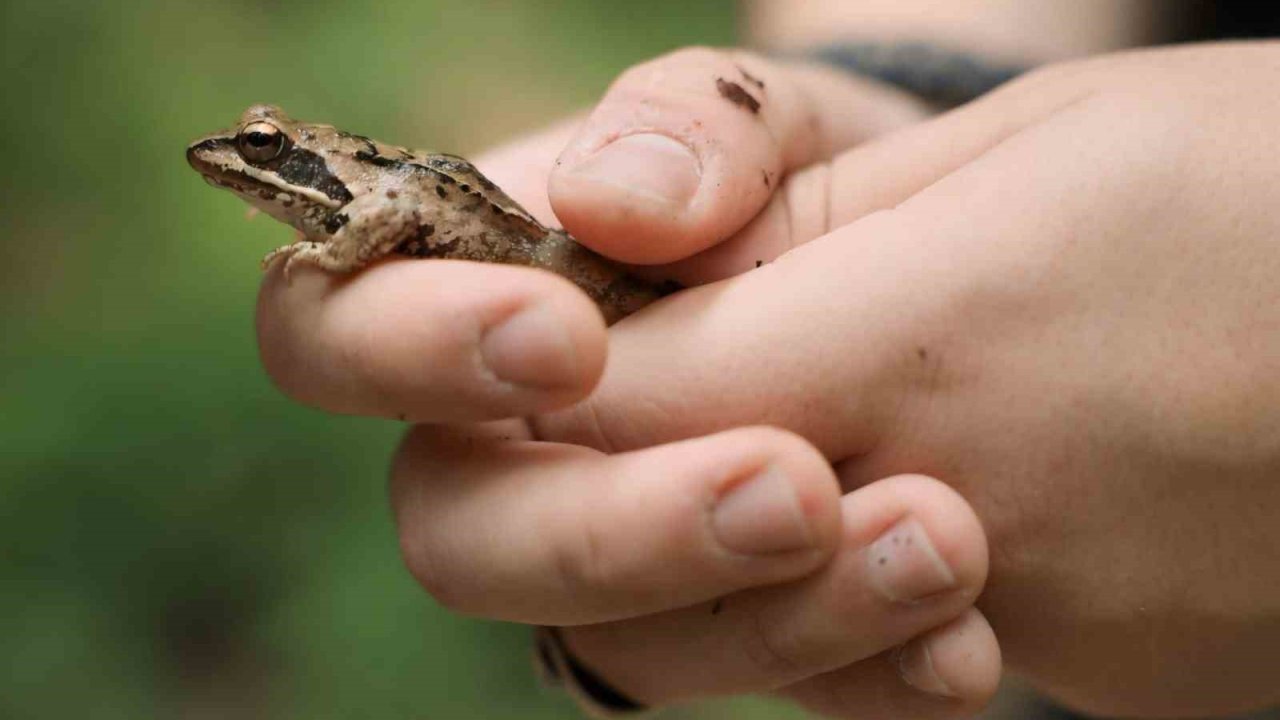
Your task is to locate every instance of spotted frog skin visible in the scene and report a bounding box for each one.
[186,105,666,324]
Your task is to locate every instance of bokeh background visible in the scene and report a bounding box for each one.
[0,1,782,718]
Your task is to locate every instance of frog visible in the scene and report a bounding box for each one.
[186,104,668,324]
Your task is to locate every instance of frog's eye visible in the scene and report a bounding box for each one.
[236,121,288,163]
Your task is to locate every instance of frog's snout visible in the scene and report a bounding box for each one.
[186,140,214,171]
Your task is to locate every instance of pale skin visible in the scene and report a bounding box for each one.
[255,4,1280,718]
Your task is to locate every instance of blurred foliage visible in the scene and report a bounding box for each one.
[0,0,812,717]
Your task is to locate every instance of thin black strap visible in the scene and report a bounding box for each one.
[808,42,1031,107]
[534,626,646,716]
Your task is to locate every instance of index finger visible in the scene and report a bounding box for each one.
[549,47,931,265]
[256,258,607,423]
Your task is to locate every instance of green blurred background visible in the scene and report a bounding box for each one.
[0,0,819,717]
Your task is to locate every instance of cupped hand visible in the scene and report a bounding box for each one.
[259,47,998,718]
[522,43,1280,717]
[262,41,1280,718]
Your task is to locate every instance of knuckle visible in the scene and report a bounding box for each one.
[549,507,627,600]
[782,160,837,243]
[742,605,806,680]
[530,390,632,453]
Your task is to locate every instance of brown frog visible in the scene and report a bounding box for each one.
[186,105,667,324]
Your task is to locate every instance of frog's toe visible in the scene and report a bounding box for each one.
[261,246,292,272]
[281,253,316,284]
[281,257,297,284]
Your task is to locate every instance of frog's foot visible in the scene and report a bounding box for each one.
[259,197,421,282]
[262,242,304,271]
[261,241,331,283]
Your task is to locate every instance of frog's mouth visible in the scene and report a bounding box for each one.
[199,170,303,212]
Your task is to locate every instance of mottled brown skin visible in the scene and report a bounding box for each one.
[186,105,667,324]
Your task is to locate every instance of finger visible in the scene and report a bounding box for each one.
[256,258,605,423]
[640,58,1107,285]
[533,209,935,459]
[780,608,1002,720]
[549,47,932,264]
[391,426,842,625]
[557,475,988,704]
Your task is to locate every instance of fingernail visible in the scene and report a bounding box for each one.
[897,638,957,698]
[712,465,813,555]
[867,517,956,603]
[480,304,579,388]
[566,133,701,207]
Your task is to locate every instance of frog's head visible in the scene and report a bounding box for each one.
[186,104,356,233]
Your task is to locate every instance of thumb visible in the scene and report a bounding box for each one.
[531,209,942,459]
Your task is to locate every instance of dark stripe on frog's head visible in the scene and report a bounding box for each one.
[188,135,353,205]
[273,146,354,204]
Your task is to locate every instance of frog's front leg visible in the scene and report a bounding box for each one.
[263,193,422,280]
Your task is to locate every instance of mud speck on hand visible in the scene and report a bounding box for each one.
[715,77,761,114]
